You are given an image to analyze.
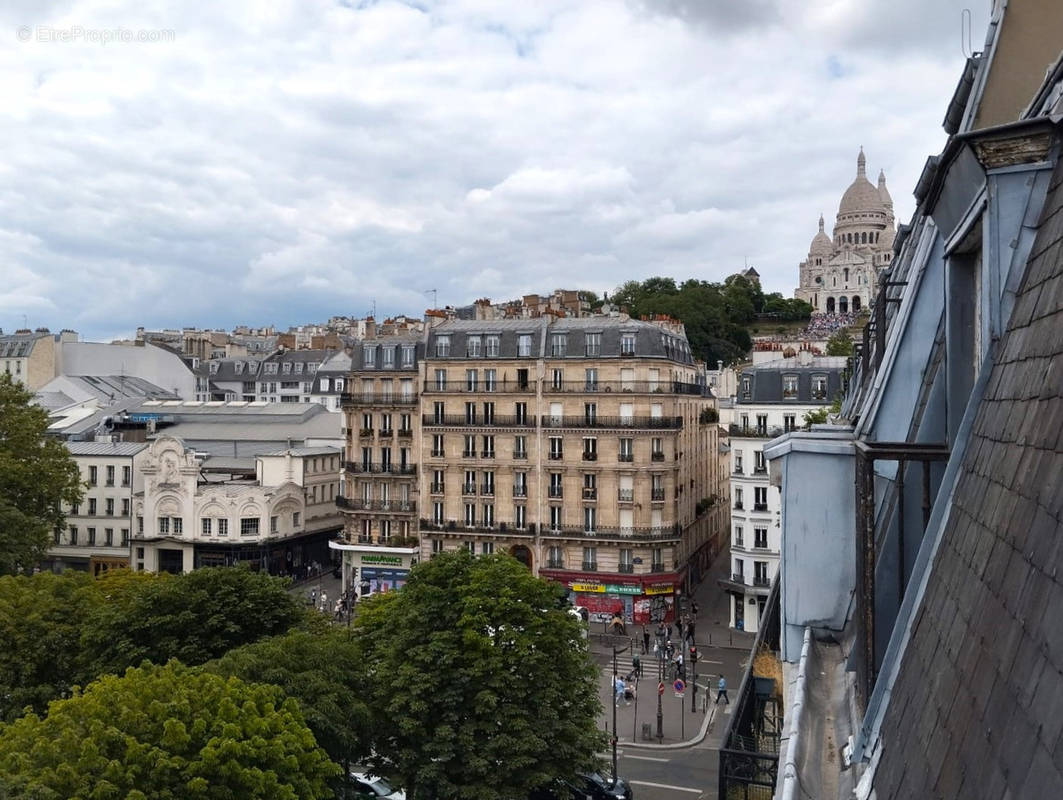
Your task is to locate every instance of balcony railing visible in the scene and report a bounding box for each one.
[753,503,769,512]
[582,451,598,461]
[582,487,597,500]
[548,452,564,460]
[481,451,495,459]
[734,502,744,510]
[430,449,445,458]
[541,524,682,542]
[344,462,417,475]
[336,497,417,513]
[754,466,767,475]
[651,489,665,501]
[728,424,786,439]
[378,429,394,438]
[421,381,533,394]
[462,451,476,458]
[651,452,665,462]
[618,453,634,462]
[753,576,771,587]
[342,393,419,407]
[546,560,564,569]
[544,380,706,396]
[581,561,598,571]
[617,563,634,574]
[462,484,477,495]
[430,482,445,493]
[548,487,563,498]
[618,489,634,502]
[418,519,535,536]
[541,415,682,430]
[480,484,495,496]
[650,562,666,573]
[731,572,746,584]
[422,414,535,427]
[397,429,413,438]
[513,485,527,498]
[513,451,528,460]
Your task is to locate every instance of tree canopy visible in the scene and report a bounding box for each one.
[205,628,372,770]
[609,275,811,366]
[826,330,854,356]
[0,661,339,799]
[355,551,603,800]
[0,374,83,574]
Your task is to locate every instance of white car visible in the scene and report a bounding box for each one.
[348,772,406,800]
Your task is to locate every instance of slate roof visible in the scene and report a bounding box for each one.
[737,358,847,404]
[872,153,1063,797]
[64,441,147,457]
[0,333,47,358]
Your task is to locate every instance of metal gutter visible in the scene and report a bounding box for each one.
[779,626,813,800]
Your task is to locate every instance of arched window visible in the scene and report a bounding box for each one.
[844,268,849,283]
[861,232,867,244]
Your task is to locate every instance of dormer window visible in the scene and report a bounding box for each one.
[307,363,317,373]
[234,362,244,374]
[435,336,451,357]
[282,362,292,374]
[209,362,219,374]
[466,336,482,357]
[248,361,258,373]
[550,334,567,357]
[320,378,331,391]
[382,347,395,368]
[485,335,500,357]
[401,345,415,366]
[620,333,636,356]
[812,375,827,400]
[294,362,304,374]
[741,376,752,400]
[364,346,377,367]
[783,374,798,399]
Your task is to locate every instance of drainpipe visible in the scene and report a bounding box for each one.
[780,626,813,800]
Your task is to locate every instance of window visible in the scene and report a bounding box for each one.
[549,505,562,532]
[432,434,445,457]
[518,334,532,357]
[734,487,744,510]
[381,413,393,433]
[549,472,563,499]
[465,369,478,391]
[69,525,78,545]
[485,336,499,357]
[734,525,744,548]
[754,486,768,511]
[463,402,477,424]
[106,465,115,486]
[362,413,373,432]
[585,368,598,391]
[382,347,395,368]
[618,438,633,462]
[515,401,527,424]
[550,334,567,357]
[582,546,597,570]
[481,435,494,458]
[754,561,769,584]
[122,499,130,516]
[159,516,169,534]
[434,370,447,392]
[514,471,527,497]
[87,527,96,546]
[754,528,768,549]
[88,466,98,486]
[514,435,527,459]
[432,538,445,555]
[734,452,744,474]
[121,528,129,546]
[481,541,495,555]
[585,332,601,356]
[295,362,304,374]
[583,506,596,533]
[482,504,495,528]
[618,474,633,502]
[270,515,278,533]
[464,503,476,527]
[756,414,768,435]
[122,466,131,486]
[619,548,633,572]
[240,517,260,536]
[741,377,752,400]
[202,518,212,536]
[584,402,597,424]
[783,414,796,433]
[434,401,446,424]
[620,333,636,355]
[464,470,477,494]
[464,434,476,458]
[582,437,597,461]
[402,345,415,366]
[547,545,563,568]
[173,517,183,534]
[755,451,766,473]
[549,437,563,460]
[435,336,450,357]
[551,369,564,390]
[466,336,481,357]
[812,375,827,400]
[514,504,527,530]
[433,501,444,525]
[652,547,663,570]
[783,374,798,399]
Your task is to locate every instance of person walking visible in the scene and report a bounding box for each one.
[716,676,729,705]
[310,588,317,608]
[320,591,328,613]
[614,676,626,707]
[691,600,699,620]
[642,626,650,654]
[632,651,642,679]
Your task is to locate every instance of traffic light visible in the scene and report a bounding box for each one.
[689,646,698,662]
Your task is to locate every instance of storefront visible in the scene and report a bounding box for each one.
[328,541,418,597]
[538,569,685,625]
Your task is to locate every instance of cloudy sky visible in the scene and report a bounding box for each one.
[2,0,989,340]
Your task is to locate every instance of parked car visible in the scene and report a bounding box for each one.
[336,772,405,800]
[576,772,632,800]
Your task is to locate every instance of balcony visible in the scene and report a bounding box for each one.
[336,497,417,513]
[397,428,413,438]
[544,380,706,396]
[462,451,476,459]
[541,415,682,430]
[618,563,634,574]
[582,487,597,500]
[650,562,666,573]
[480,451,495,459]
[430,482,445,493]
[421,414,535,428]
[617,489,634,502]
[546,560,564,569]
[734,502,744,511]
[513,451,528,460]
[753,466,767,475]
[513,485,527,498]
[651,452,665,462]
[618,454,634,463]
[541,524,683,543]
[344,462,416,475]
[651,488,665,501]
[581,561,598,571]
[548,486,563,499]
[462,483,477,495]
[733,467,745,475]
[728,424,785,439]
[379,429,394,438]
[753,576,771,587]
[359,428,374,438]
[480,484,495,496]
[431,449,445,458]
[582,451,598,461]
[731,572,746,584]
[753,503,769,512]
[418,519,535,537]
[548,452,564,461]
[342,393,418,407]
[420,381,533,394]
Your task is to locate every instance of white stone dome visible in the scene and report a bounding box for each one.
[809,214,833,256]
[838,149,886,218]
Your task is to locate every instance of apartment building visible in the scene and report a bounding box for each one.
[47,441,148,574]
[332,335,423,595]
[415,316,717,624]
[718,354,844,632]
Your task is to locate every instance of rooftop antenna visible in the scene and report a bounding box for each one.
[425,289,437,308]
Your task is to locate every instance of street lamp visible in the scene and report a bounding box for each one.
[611,643,628,789]
[656,640,664,742]
[690,645,698,713]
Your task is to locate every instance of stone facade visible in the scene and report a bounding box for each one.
[795,149,897,314]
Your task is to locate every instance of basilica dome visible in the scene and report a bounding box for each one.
[809,214,833,256]
[838,149,887,218]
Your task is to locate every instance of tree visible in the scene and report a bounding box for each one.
[0,571,102,721]
[804,408,829,428]
[826,330,854,356]
[205,628,372,771]
[0,373,83,574]
[80,566,307,680]
[356,551,604,800]
[0,661,339,799]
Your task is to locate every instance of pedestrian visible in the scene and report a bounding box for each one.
[667,622,673,639]
[320,591,328,612]
[614,676,626,706]
[716,676,729,705]
[691,600,699,620]
[676,620,684,642]
[687,621,696,644]
[632,651,642,679]
[653,641,660,661]
[642,626,650,654]
[310,588,317,607]
[666,639,675,661]
[656,622,666,646]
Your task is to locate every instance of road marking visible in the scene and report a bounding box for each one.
[629,780,702,793]
[623,754,670,762]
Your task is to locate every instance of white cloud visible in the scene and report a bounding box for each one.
[0,0,990,338]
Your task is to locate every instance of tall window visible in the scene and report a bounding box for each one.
[734,525,744,548]
[106,465,115,486]
[549,437,563,460]
[754,528,768,549]
[585,332,601,356]
[582,437,597,461]
[434,369,447,391]
[547,545,563,568]
[783,414,796,433]
[122,466,131,486]
[463,434,476,458]
[518,334,532,357]
[482,504,495,528]
[432,434,444,457]
[582,546,597,570]
[734,487,744,510]
[812,375,827,399]
[515,402,527,424]
[583,506,596,533]
[433,501,444,525]
[240,517,259,536]
[584,368,598,391]
[754,486,768,510]
[364,346,376,367]
[464,503,476,527]
[465,370,478,391]
[402,345,415,366]
[466,336,482,357]
[382,346,395,368]
[783,374,798,399]
[550,505,562,531]
[218,519,228,536]
[514,504,527,529]
[484,369,497,391]
[514,435,527,459]
[620,333,636,355]
[550,334,567,357]
[551,369,564,390]
[618,438,633,462]
[481,435,495,458]
[485,336,499,357]
[435,336,450,357]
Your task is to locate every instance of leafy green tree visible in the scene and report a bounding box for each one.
[826,330,854,356]
[356,551,603,800]
[0,374,83,574]
[0,571,102,720]
[0,661,339,799]
[804,408,829,428]
[205,628,372,771]
[80,566,307,680]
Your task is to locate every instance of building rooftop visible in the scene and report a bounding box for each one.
[64,441,148,457]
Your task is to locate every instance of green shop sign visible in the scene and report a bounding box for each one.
[605,584,642,595]
[361,554,403,566]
